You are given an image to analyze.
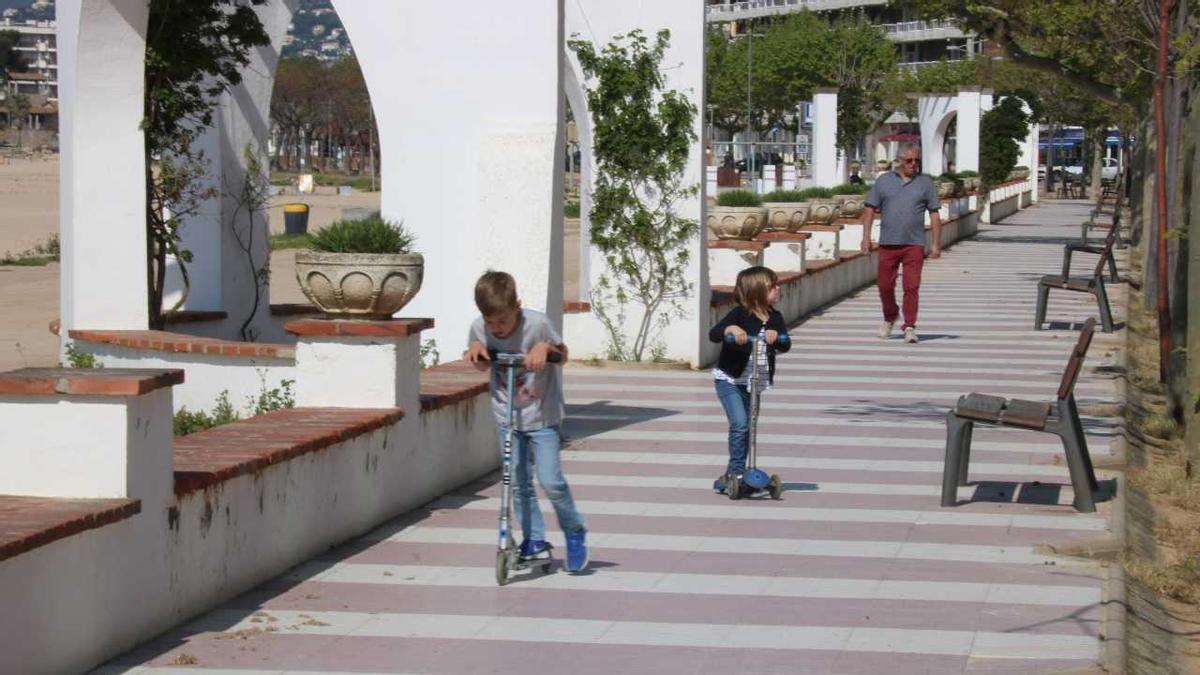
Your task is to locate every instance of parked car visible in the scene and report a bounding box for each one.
[735,152,784,174]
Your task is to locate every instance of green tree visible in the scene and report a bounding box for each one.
[143,0,270,328]
[978,96,1029,186]
[569,29,699,361]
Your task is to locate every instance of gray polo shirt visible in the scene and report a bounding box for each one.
[864,171,940,246]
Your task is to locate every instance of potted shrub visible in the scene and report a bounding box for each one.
[956,169,980,193]
[935,173,959,199]
[1012,165,1030,180]
[799,186,840,224]
[294,214,424,320]
[832,183,870,217]
[761,189,812,232]
[707,190,766,240]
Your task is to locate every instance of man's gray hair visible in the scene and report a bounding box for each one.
[899,143,921,156]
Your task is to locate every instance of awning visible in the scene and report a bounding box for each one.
[878,132,920,143]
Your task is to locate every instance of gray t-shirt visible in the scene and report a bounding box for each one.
[468,309,564,431]
[864,171,940,246]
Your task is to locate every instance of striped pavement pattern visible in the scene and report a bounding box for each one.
[97,201,1121,674]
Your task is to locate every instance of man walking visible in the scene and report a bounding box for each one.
[859,144,942,344]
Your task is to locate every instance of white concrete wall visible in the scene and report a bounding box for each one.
[57,0,150,336]
[334,0,564,355]
[564,0,707,365]
[918,93,957,177]
[294,336,420,411]
[76,344,295,417]
[955,88,982,173]
[812,88,838,187]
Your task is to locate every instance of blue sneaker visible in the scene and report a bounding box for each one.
[565,527,588,573]
[518,539,552,563]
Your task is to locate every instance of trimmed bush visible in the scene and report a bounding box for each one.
[761,189,809,203]
[831,183,869,195]
[956,169,979,177]
[564,201,581,218]
[936,173,958,182]
[798,186,834,199]
[310,214,416,254]
[715,190,763,207]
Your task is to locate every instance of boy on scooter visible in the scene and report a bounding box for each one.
[463,270,589,573]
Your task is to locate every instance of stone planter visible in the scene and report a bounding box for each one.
[936,181,956,199]
[294,251,424,320]
[762,201,811,232]
[707,206,767,240]
[960,177,980,193]
[835,194,866,218]
[804,198,841,225]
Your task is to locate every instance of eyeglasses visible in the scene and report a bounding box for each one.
[900,158,918,164]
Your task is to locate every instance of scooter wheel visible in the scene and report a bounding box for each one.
[768,474,783,500]
[728,476,741,500]
[540,561,553,574]
[495,550,509,586]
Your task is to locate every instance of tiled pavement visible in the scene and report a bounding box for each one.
[98,200,1125,675]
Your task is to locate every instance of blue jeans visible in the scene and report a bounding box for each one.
[715,380,751,475]
[496,424,584,543]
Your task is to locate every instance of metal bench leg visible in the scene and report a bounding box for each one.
[1064,394,1099,491]
[1094,282,1114,333]
[1061,246,1074,277]
[958,421,973,486]
[1034,284,1050,330]
[1106,250,1119,283]
[1080,221,1089,244]
[942,412,971,507]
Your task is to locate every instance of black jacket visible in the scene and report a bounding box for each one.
[708,305,791,384]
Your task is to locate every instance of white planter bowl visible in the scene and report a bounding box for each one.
[294,251,424,320]
[707,205,767,240]
[804,198,841,225]
[762,201,812,232]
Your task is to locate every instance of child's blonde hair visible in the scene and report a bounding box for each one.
[734,266,778,317]
[474,270,519,316]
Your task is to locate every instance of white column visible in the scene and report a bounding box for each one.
[812,88,838,188]
[288,319,425,413]
[163,123,223,311]
[58,0,150,334]
[955,87,982,173]
[334,0,564,354]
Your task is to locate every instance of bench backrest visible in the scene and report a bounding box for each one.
[1057,317,1097,400]
[1092,226,1118,278]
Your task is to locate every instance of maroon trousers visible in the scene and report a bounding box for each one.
[877,244,925,329]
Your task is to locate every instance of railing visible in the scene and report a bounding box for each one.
[705,0,888,21]
[879,19,964,41]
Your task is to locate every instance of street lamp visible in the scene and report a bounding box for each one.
[733,32,764,186]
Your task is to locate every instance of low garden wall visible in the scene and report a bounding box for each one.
[0,322,495,675]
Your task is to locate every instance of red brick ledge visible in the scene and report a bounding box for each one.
[173,407,404,496]
[708,240,767,250]
[0,367,184,397]
[420,360,489,413]
[563,301,591,314]
[285,318,434,338]
[755,232,810,242]
[0,496,140,562]
[68,329,295,361]
[796,223,846,232]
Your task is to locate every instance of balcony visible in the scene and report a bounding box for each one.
[705,0,888,22]
[880,19,965,42]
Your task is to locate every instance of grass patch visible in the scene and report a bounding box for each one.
[1128,454,1200,512]
[269,232,315,250]
[269,172,379,193]
[1124,556,1200,605]
[0,254,55,266]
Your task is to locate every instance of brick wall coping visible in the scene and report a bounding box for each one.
[794,223,845,232]
[755,232,810,242]
[68,329,295,361]
[173,407,404,496]
[0,367,184,397]
[563,301,591,314]
[0,496,141,562]
[420,360,489,413]
[285,317,434,338]
[707,240,767,251]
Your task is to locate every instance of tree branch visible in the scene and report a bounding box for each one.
[993,35,1127,107]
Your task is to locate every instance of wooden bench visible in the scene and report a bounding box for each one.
[1065,217,1120,284]
[942,318,1100,512]
[1035,225,1117,333]
[1080,170,1125,249]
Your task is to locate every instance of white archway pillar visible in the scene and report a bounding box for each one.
[564,0,707,364]
[811,87,838,188]
[334,0,564,352]
[562,50,592,302]
[58,0,150,334]
[917,93,957,177]
[955,86,982,173]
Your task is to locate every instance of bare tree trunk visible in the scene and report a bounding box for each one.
[1089,127,1104,202]
[1153,0,1175,383]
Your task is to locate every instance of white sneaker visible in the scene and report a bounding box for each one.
[878,321,894,339]
[904,327,919,344]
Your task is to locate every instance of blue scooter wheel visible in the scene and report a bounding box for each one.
[744,468,771,490]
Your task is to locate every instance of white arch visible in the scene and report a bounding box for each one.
[58,0,150,335]
[562,47,592,302]
[918,93,957,177]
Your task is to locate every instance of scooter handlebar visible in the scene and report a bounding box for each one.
[488,349,565,366]
[723,333,790,345]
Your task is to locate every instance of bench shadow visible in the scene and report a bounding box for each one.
[959,478,1117,506]
[1043,320,1126,332]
